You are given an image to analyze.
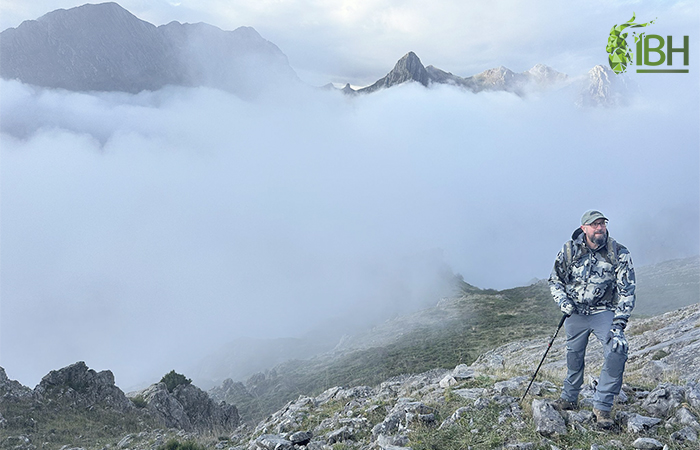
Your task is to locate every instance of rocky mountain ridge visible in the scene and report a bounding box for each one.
[2,304,698,450]
[342,51,627,106]
[0,362,239,449]
[2,3,629,105]
[353,52,569,97]
[0,2,298,98]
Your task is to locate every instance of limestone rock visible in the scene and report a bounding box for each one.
[686,382,700,409]
[251,434,293,450]
[34,361,132,411]
[288,430,312,446]
[627,413,661,433]
[133,380,239,432]
[0,367,33,399]
[531,399,567,437]
[631,437,664,450]
[671,426,698,443]
[642,384,685,417]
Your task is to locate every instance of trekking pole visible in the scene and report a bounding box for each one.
[520,314,568,403]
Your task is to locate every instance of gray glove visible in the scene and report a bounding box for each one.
[559,299,575,316]
[609,328,628,353]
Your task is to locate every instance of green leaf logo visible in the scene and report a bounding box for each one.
[606,13,655,74]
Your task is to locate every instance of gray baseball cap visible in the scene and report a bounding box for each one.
[581,210,608,225]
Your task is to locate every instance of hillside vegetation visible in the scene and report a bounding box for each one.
[211,279,562,423]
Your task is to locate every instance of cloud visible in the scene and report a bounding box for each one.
[1,70,698,391]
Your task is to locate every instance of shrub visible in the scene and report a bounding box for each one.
[131,395,148,408]
[160,370,192,393]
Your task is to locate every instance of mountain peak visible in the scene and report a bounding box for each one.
[577,64,636,107]
[525,63,568,85]
[390,51,429,84]
[36,2,143,27]
[358,51,430,93]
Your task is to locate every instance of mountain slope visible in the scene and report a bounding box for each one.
[208,256,699,424]
[0,2,298,97]
[634,256,700,316]
[2,303,698,450]
[209,278,562,423]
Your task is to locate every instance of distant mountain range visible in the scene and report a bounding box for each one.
[0,2,299,98]
[2,2,630,105]
[346,51,569,96]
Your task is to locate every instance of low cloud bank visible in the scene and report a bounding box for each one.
[1,78,698,389]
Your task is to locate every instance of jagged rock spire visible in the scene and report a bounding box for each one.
[359,51,430,93]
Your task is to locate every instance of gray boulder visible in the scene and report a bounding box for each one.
[250,434,293,450]
[642,383,685,416]
[288,431,312,446]
[627,413,661,433]
[326,426,353,444]
[531,399,567,437]
[631,437,664,450]
[687,382,700,409]
[672,407,700,430]
[671,426,698,443]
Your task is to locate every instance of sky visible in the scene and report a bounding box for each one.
[0,0,699,391]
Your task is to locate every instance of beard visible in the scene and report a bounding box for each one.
[591,232,606,247]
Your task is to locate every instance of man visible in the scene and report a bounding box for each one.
[548,210,636,428]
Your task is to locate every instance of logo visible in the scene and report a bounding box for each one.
[606,13,690,74]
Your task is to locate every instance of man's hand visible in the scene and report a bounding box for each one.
[559,299,575,316]
[609,328,628,353]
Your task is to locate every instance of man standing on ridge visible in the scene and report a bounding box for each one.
[548,210,636,429]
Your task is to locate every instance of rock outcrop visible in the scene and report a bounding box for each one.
[34,361,133,411]
[0,367,33,399]
[132,381,240,432]
[0,362,239,449]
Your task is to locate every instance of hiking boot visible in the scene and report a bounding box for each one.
[593,408,614,429]
[552,398,578,411]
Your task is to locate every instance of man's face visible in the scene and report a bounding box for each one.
[582,218,607,247]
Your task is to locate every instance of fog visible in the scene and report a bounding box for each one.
[1,72,698,390]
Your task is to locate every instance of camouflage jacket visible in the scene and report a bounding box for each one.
[549,229,636,327]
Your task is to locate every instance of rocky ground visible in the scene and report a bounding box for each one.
[2,304,699,450]
[227,304,700,450]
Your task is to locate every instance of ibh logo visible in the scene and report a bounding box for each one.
[606,13,690,74]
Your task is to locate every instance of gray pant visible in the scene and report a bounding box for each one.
[560,310,628,411]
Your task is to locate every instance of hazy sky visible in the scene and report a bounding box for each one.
[0,0,698,391]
